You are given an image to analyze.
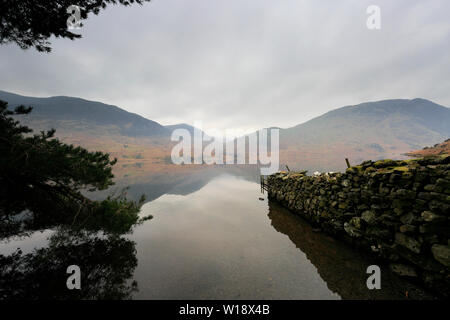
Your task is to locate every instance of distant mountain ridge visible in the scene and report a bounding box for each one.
[279,98,450,171]
[282,98,449,144]
[0,90,170,137]
[244,98,449,141]
[1,90,449,172]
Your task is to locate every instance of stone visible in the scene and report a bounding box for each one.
[338,202,349,210]
[344,222,361,238]
[371,204,382,211]
[399,224,416,234]
[389,173,402,183]
[374,159,398,168]
[395,232,422,254]
[390,263,418,277]
[331,220,343,230]
[392,199,410,209]
[357,204,368,210]
[366,226,392,240]
[414,199,427,211]
[341,180,350,187]
[421,211,446,222]
[423,234,440,245]
[361,160,373,168]
[436,178,450,190]
[429,200,450,215]
[349,217,362,229]
[396,245,443,272]
[431,244,450,267]
[395,189,416,200]
[361,210,376,225]
[419,224,450,236]
[400,212,417,225]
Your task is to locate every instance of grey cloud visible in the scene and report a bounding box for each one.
[0,0,449,131]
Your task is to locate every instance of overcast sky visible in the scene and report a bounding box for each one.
[0,0,449,131]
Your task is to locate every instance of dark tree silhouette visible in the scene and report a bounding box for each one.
[0,100,149,236]
[0,0,151,52]
[0,1,152,300]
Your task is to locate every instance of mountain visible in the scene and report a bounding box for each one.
[165,123,205,137]
[279,98,450,171]
[0,90,169,137]
[406,139,450,158]
[2,90,449,174]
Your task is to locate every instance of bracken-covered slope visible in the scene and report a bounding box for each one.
[406,139,450,158]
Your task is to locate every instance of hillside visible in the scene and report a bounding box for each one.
[279,98,450,172]
[0,90,220,183]
[406,139,450,158]
[0,90,169,137]
[1,90,448,175]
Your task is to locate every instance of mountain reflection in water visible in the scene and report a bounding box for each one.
[0,168,432,299]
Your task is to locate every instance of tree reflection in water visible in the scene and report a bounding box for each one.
[0,229,138,299]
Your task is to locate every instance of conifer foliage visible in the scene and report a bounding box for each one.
[0,100,147,235]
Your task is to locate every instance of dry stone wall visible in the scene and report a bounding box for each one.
[267,156,450,297]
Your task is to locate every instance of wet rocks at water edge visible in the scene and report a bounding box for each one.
[266,156,450,298]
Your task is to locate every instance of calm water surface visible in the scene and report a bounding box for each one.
[131,174,337,299]
[0,169,430,299]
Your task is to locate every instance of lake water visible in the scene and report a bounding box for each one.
[0,168,431,299]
